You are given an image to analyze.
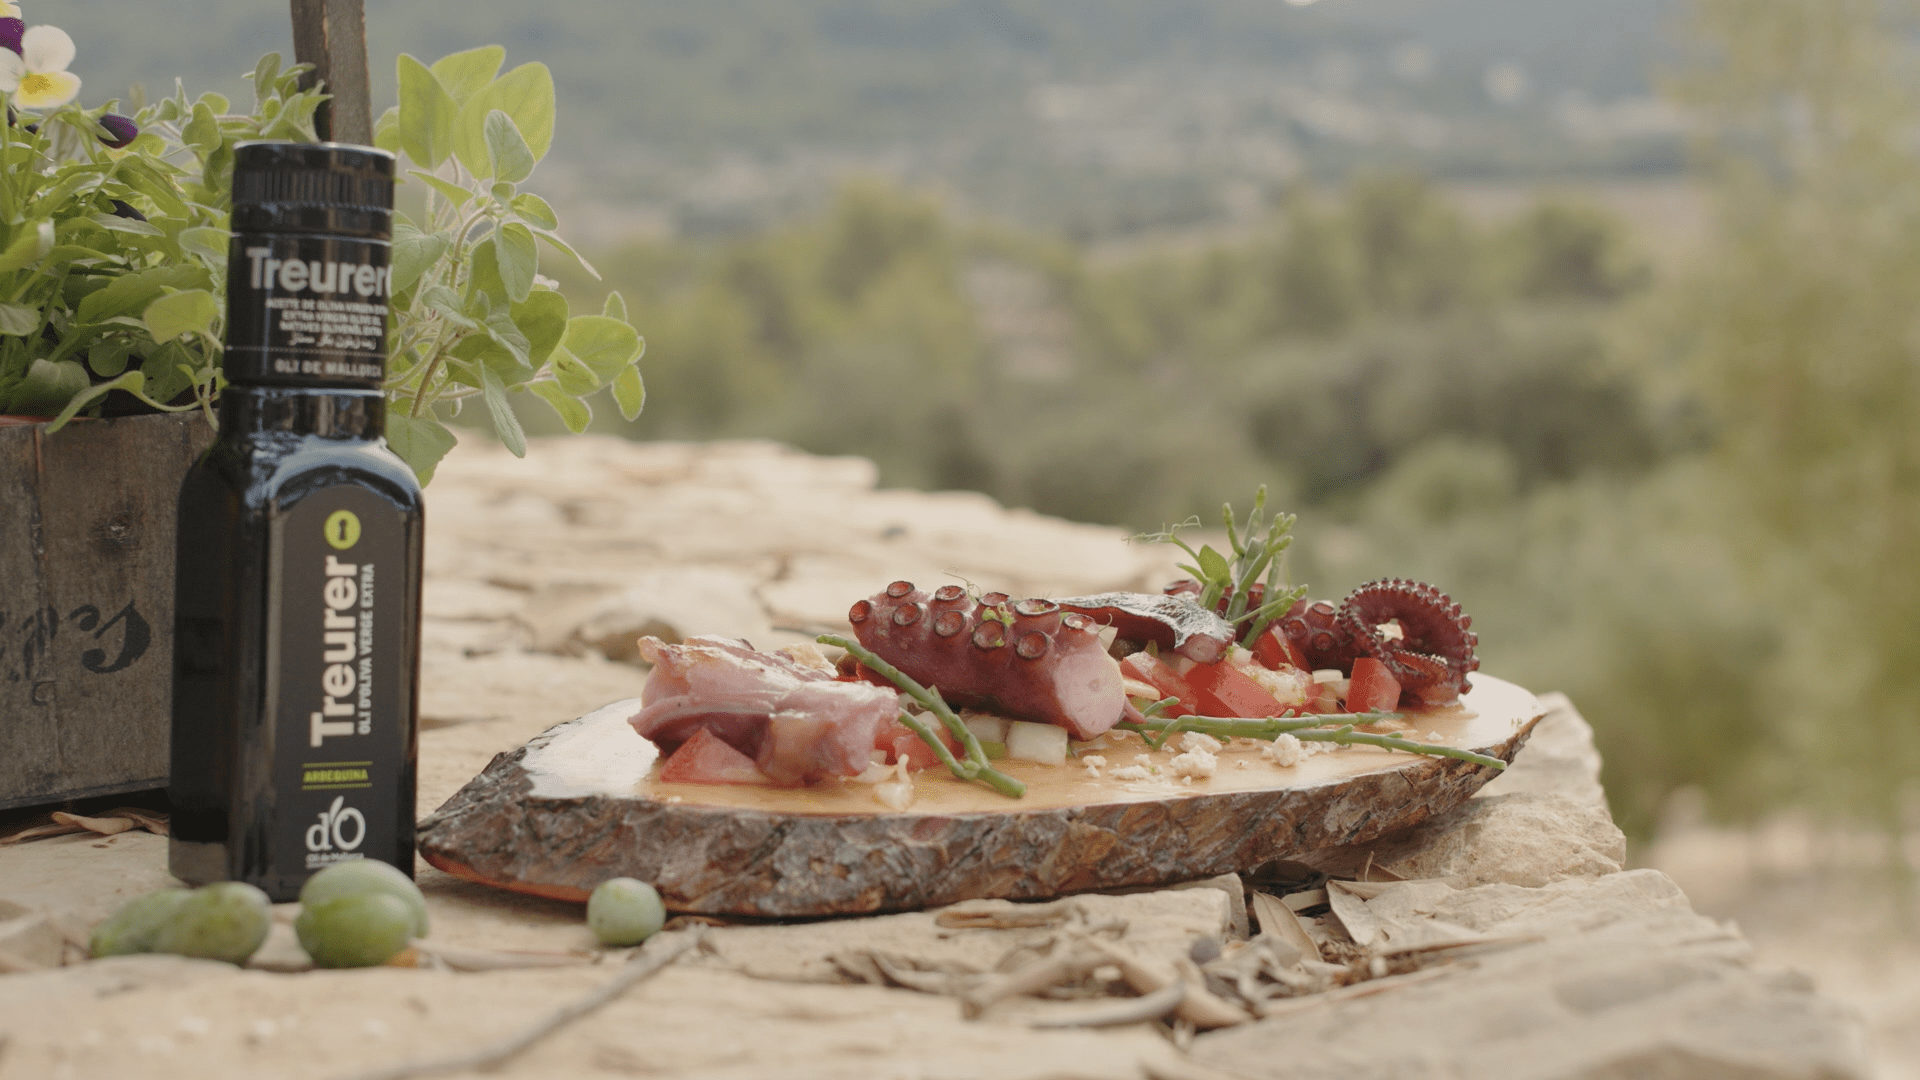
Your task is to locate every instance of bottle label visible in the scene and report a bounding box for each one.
[271,486,411,877]
[226,233,390,389]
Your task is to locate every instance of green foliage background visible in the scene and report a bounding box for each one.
[541,0,1920,839]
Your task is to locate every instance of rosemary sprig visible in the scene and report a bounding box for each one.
[818,634,1027,798]
[1132,485,1308,645]
[1114,711,1508,770]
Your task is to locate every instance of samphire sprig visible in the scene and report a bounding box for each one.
[817,634,1026,799]
[1133,485,1308,645]
[1117,697,1506,770]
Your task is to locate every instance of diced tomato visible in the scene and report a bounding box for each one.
[836,658,894,687]
[659,727,769,785]
[1119,652,1201,716]
[1306,680,1343,714]
[1250,624,1310,672]
[1346,657,1403,714]
[1182,660,1287,718]
[876,719,961,770]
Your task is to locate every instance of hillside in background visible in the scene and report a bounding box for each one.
[42,0,1685,239]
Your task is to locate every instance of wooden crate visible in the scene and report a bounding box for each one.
[1,412,215,810]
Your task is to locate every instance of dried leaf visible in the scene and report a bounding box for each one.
[1326,881,1386,949]
[1026,981,1186,1029]
[0,822,84,845]
[1081,935,1251,1028]
[1249,891,1322,962]
[1281,888,1328,912]
[936,897,1081,930]
[104,808,171,836]
[51,812,135,836]
[1258,964,1459,1018]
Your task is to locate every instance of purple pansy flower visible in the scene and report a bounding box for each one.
[0,19,23,57]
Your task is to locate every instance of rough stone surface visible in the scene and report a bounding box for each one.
[1193,870,1871,1080]
[1301,694,1628,888]
[0,437,1876,1080]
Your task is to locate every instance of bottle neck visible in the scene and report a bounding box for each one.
[219,386,384,440]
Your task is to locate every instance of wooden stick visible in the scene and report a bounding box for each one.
[1026,981,1186,1029]
[335,927,704,1080]
[290,0,373,144]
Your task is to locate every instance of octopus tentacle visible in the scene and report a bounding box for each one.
[1276,598,1364,672]
[849,582,1125,740]
[1336,578,1478,704]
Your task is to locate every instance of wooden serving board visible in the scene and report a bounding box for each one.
[417,676,1544,917]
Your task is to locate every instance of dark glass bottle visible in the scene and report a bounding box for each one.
[169,143,421,901]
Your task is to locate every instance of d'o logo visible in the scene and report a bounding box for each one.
[305,795,366,853]
[324,510,361,550]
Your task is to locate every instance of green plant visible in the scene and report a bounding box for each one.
[0,24,644,485]
[0,32,329,424]
[371,46,646,482]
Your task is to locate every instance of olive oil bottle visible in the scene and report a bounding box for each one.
[169,142,422,901]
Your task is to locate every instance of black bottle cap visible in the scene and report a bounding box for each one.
[224,142,395,390]
[231,142,394,240]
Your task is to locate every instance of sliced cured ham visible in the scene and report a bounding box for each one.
[630,636,899,786]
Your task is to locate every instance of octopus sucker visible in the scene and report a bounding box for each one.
[851,582,1126,739]
[1278,598,1363,672]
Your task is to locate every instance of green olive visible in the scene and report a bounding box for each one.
[587,878,666,947]
[298,859,428,938]
[295,893,416,969]
[150,882,273,965]
[90,888,192,958]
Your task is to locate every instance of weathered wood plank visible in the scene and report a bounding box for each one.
[419,678,1544,917]
[0,413,215,810]
[291,0,372,146]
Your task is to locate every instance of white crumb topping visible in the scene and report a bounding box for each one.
[1263,734,1304,767]
[1177,731,1218,754]
[1169,746,1218,780]
[1238,662,1313,708]
[1427,731,1445,741]
[1135,753,1154,767]
[1111,765,1152,780]
[873,759,913,810]
[1081,753,1107,778]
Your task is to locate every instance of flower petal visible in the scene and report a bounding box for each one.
[97,113,137,148]
[0,4,18,19]
[13,67,76,108]
[21,25,74,73]
[0,50,22,92]
[0,18,23,57]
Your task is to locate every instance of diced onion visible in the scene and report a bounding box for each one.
[1006,721,1069,765]
[962,715,1011,744]
[1311,669,1345,684]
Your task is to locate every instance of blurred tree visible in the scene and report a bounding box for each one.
[1342,174,1486,316]
[1500,201,1650,302]
[1676,0,1920,825]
